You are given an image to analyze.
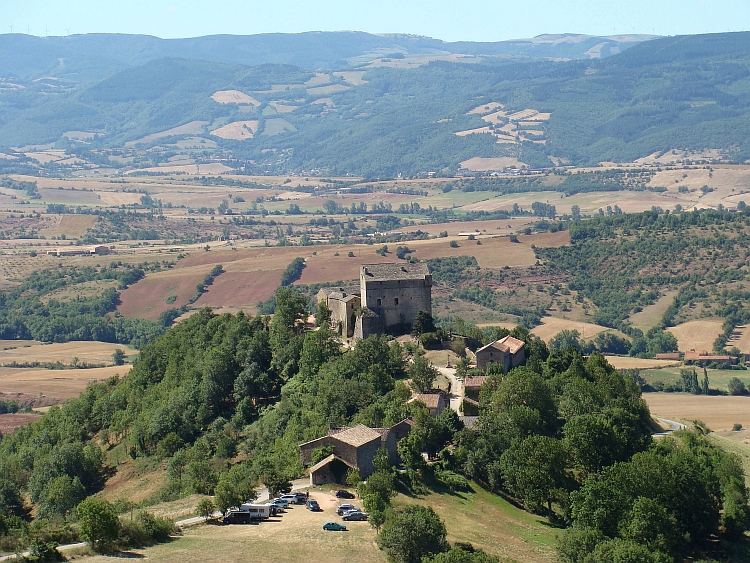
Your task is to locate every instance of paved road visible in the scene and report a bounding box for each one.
[653,417,686,437]
[436,366,463,414]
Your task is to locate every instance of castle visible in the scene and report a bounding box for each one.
[317,262,432,340]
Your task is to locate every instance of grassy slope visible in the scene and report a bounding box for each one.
[82,482,555,563]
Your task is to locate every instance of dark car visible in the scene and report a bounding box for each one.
[306,499,321,511]
[278,486,292,494]
[342,510,368,521]
[293,492,308,504]
[335,490,355,499]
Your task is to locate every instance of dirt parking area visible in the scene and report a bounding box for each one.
[85,491,384,563]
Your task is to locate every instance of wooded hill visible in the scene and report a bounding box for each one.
[1,32,749,175]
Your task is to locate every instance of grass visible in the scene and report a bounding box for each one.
[396,484,557,563]
[640,366,750,392]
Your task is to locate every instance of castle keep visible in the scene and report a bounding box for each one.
[317,262,432,340]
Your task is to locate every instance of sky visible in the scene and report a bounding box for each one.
[0,0,749,41]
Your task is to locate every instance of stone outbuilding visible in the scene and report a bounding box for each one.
[475,336,526,372]
[408,392,448,417]
[299,420,414,485]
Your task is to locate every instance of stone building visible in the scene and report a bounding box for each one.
[317,262,432,340]
[407,392,448,417]
[299,420,414,485]
[475,335,526,372]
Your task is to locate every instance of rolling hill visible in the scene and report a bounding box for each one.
[1,31,750,176]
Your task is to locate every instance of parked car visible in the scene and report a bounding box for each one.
[279,494,298,504]
[342,510,368,521]
[292,492,308,504]
[278,486,292,494]
[270,498,290,508]
[335,490,355,499]
[306,499,321,511]
[267,502,285,513]
[323,521,347,531]
[336,503,359,515]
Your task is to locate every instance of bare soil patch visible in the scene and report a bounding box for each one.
[644,393,750,431]
[0,413,42,434]
[666,320,724,352]
[117,264,217,320]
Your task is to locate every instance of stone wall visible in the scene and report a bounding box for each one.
[361,277,432,334]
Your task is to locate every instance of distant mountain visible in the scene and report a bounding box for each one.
[1,31,749,176]
[0,31,653,83]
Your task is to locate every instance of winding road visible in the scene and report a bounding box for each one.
[652,417,686,437]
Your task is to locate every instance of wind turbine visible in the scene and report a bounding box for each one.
[45,27,49,37]
[65,28,70,36]
[8,25,13,34]
[26,25,30,35]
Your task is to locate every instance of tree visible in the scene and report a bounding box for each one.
[412,311,436,337]
[377,505,449,563]
[499,435,567,518]
[549,330,581,351]
[112,349,126,366]
[409,356,439,393]
[702,367,709,395]
[428,547,499,563]
[37,475,85,520]
[197,498,216,520]
[571,205,581,221]
[728,377,747,396]
[76,498,120,553]
[315,300,332,327]
[346,468,362,488]
[563,414,623,476]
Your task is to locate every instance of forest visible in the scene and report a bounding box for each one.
[0,286,747,562]
[2,32,750,175]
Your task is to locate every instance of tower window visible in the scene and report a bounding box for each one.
[377,298,381,306]
[395,298,399,305]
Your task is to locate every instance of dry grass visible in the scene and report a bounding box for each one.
[643,393,750,431]
[603,356,681,370]
[52,214,98,238]
[0,365,130,401]
[396,485,556,563]
[210,90,260,106]
[460,157,529,171]
[307,84,350,96]
[333,71,368,86]
[726,325,750,353]
[455,126,494,137]
[467,102,504,114]
[666,320,724,352]
[0,341,132,365]
[101,459,170,505]
[531,316,611,342]
[269,101,298,113]
[125,121,208,147]
[627,290,678,332]
[209,121,259,140]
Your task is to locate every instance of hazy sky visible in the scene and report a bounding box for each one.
[1,0,749,41]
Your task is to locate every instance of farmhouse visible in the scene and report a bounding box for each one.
[408,392,448,417]
[299,420,414,485]
[684,349,737,367]
[317,262,432,340]
[475,335,525,372]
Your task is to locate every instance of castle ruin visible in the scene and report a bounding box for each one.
[317,262,432,340]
